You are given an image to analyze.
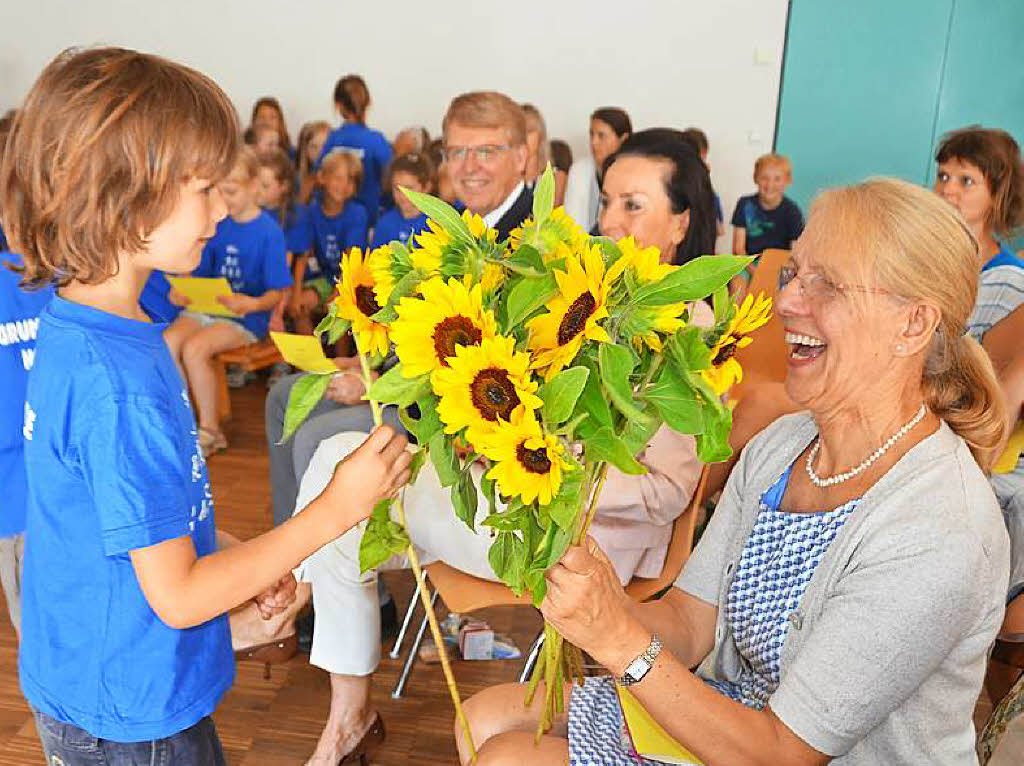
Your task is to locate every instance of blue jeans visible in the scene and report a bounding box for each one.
[34,711,226,766]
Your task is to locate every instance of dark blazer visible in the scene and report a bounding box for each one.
[493,184,534,241]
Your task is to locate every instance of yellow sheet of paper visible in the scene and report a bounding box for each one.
[994,422,1024,474]
[167,276,239,318]
[616,686,704,765]
[270,332,339,374]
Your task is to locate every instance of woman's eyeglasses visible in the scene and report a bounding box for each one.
[777,262,891,302]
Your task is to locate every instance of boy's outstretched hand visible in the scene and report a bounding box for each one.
[320,426,411,536]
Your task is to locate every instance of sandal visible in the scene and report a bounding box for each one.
[198,427,228,458]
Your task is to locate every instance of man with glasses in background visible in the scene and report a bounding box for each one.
[442,90,533,239]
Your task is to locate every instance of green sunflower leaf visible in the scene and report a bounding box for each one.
[500,244,546,277]
[539,366,590,425]
[399,186,475,245]
[411,395,444,443]
[573,356,614,440]
[358,500,410,573]
[598,343,649,423]
[546,469,586,531]
[407,447,428,484]
[532,164,556,225]
[504,272,558,329]
[365,363,430,408]
[694,402,733,463]
[483,498,532,533]
[525,568,547,605]
[452,470,479,531]
[645,365,704,435]
[429,431,460,487]
[327,319,351,345]
[621,409,663,455]
[712,283,731,325]
[586,426,647,475]
[591,236,625,270]
[480,472,498,517]
[633,255,752,306]
[279,373,332,444]
[666,326,714,372]
[489,530,528,595]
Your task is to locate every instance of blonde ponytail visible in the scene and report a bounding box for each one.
[923,332,1006,470]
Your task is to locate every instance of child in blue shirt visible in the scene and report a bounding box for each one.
[256,148,303,332]
[1,47,410,766]
[730,153,804,294]
[0,251,52,637]
[318,74,392,226]
[165,147,293,456]
[371,151,433,248]
[288,148,368,334]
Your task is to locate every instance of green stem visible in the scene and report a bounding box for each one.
[357,351,382,426]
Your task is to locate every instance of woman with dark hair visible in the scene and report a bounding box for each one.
[601,128,717,266]
[564,107,632,232]
[318,74,392,226]
[243,96,294,159]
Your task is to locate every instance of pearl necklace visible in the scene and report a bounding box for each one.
[806,404,927,488]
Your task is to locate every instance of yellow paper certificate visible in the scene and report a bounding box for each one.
[270,332,339,374]
[994,422,1024,474]
[167,276,239,318]
[616,686,704,765]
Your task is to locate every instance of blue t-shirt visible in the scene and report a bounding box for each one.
[0,253,52,537]
[195,211,292,338]
[19,296,233,742]
[291,200,369,282]
[139,270,182,324]
[731,194,805,255]
[263,205,306,256]
[983,245,1024,272]
[318,123,393,226]
[371,208,429,249]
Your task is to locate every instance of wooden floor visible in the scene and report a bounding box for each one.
[0,379,542,765]
[0,379,1021,764]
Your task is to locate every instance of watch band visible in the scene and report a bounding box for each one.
[619,634,662,686]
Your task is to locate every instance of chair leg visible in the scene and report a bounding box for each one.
[389,578,423,660]
[214,358,231,422]
[391,587,438,699]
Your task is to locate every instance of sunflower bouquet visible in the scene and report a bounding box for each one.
[283,166,771,750]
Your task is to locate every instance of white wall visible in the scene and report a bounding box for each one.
[0,0,789,249]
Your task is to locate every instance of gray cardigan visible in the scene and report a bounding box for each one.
[677,413,1010,765]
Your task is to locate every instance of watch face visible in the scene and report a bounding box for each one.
[625,657,649,681]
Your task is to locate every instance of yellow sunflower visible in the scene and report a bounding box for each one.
[390,277,497,378]
[411,211,502,293]
[432,334,542,447]
[334,247,391,358]
[619,236,687,352]
[508,206,590,257]
[481,410,573,506]
[526,243,628,380]
[364,244,402,306]
[700,291,773,395]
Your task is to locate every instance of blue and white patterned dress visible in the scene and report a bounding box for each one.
[567,464,858,765]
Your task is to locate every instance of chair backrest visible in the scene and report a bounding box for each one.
[731,248,789,401]
[624,467,709,603]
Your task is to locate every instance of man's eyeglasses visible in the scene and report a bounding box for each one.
[777,262,891,302]
[442,144,511,164]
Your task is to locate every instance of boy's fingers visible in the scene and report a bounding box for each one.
[378,433,409,465]
[362,425,396,453]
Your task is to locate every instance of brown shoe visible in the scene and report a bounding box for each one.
[234,633,298,679]
[338,714,385,765]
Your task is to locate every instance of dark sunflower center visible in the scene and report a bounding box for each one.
[433,315,483,366]
[557,291,597,346]
[713,341,738,366]
[469,367,520,422]
[516,442,552,475]
[355,285,381,318]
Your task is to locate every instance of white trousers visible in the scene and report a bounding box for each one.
[292,432,500,676]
